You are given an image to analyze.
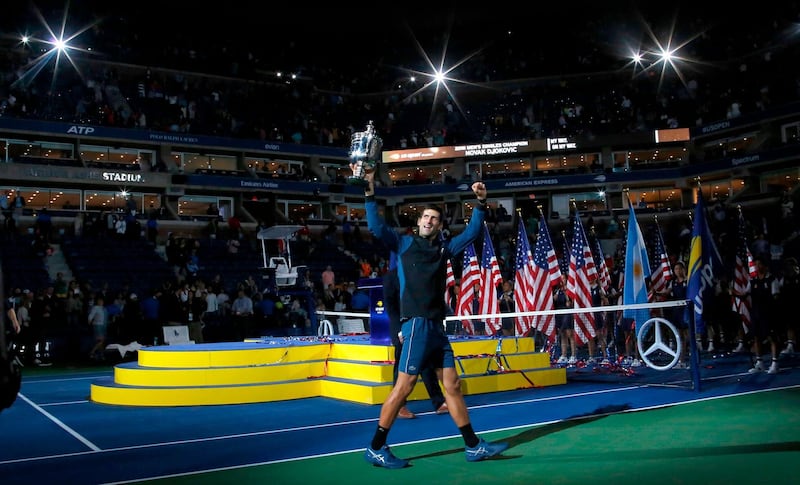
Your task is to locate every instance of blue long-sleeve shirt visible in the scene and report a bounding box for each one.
[366,197,485,321]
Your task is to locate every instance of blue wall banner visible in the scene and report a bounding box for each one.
[0,117,348,159]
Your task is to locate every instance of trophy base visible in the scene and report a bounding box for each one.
[346,177,370,187]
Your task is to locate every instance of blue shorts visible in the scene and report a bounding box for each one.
[398,317,454,375]
[594,312,606,330]
[670,308,690,329]
[556,313,573,331]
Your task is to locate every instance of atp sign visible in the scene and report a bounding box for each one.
[66,126,96,136]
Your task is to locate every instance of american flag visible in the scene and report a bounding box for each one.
[445,257,455,309]
[592,230,611,293]
[529,216,561,341]
[566,210,598,345]
[731,209,756,334]
[649,221,672,299]
[559,230,570,276]
[616,220,627,293]
[513,219,535,335]
[456,243,480,334]
[610,221,628,335]
[617,224,628,294]
[479,223,503,334]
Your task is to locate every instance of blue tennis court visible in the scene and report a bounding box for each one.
[2,350,799,485]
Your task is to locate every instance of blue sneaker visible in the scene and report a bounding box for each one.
[465,438,509,462]
[364,445,409,468]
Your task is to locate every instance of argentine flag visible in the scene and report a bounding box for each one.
[623,201,651,333]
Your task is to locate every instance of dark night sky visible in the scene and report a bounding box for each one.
[2,1,793,80]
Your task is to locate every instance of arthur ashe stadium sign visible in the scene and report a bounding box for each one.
[102,172,144,182]
[4,164,156,185]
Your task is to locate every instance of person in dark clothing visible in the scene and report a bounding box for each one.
[384,261,447,419]
[140,288,162,345]
[778,257,799,355]
[161,286,187,325]
[360,169,507,468]
[119,293,144,344]
[747,257,779,374]
[35,208,52,243]
[2,297,22,412]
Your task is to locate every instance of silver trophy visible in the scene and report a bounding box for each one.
[347,121,383,186]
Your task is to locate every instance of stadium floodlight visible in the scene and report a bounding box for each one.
[612,8,711,93]
[379,18,492,127]
[11,3,99,90]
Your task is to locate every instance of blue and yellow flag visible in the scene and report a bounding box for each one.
[622,200,651,333]
[687,191,723,336]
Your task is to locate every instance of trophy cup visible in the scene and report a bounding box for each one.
[347,121,383,186]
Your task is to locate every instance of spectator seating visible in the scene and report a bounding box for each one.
[61,237,173,296]
[194,237,264,294]
[0,234,52,292]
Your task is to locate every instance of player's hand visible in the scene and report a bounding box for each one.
[349,162,375,176]
[472,181,487,200]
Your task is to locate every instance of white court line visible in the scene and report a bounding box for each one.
[7,372,797,473]
[101,382,800,485]
[19,373,108,407]
[6,385,648,467]
[23,373,113,384]
[17,393,102,452]
[40,400,91,407]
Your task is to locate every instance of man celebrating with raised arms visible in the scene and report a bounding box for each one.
[357,167,508,468]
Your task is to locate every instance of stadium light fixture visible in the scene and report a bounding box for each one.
[11,3,99,90]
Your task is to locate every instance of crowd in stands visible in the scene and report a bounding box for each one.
[3,187,799,370]
[1,5,799,154]
[3,205,395,364]
[2,5,800,369]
